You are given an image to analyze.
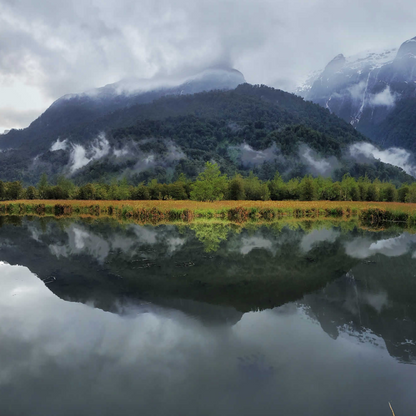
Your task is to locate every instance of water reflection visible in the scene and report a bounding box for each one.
[1,217,416,415]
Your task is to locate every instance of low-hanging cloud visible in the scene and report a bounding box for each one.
[132,141,186,173]
[43,134,186,176]
[238,143,279,166]
[369,86,397,107]
[299,144,340,177]
[50,138,69,151]
[348,81,367,101]
[350,142,416,176]
[69,133,110,173]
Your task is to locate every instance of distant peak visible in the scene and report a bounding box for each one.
[396,36,416,59]
[325,54,346,72]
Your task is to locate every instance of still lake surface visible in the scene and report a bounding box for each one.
[0,216,416,416]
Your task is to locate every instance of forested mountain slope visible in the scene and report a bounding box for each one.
[0,82,412,185]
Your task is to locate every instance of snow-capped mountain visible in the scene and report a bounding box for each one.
[298,36,416,151]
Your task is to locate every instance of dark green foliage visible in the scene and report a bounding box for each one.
[131,183,150,200]
[25,186,37,200]
[0,164,411,203]
[380,183,397,202]
[6,182,23,200]
[2,83,412,186]
[45,186,69,200]
[0,181,5,200]
[367,184,379,202]
[77,184,96,200]
[243,173,270,201]
[190,162,228,202]
[398,185,410,202]
[228,175,246,200]
[38,173,49,199]
[299,176,317,201]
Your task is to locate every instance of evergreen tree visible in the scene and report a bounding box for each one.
[0,181,5,200]
[6,181,23,200]
[228,175,246,200]
[268,172,285,200]
[190,162,228,202]
[38,173,49,198]
[299,176,316,201]
[25,186,37,200]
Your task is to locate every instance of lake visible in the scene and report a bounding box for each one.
[0,216,415,416]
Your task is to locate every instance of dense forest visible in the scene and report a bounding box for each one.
[1,162,415,203]
[1,84,412,185]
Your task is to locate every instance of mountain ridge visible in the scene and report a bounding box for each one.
[298,36,416,152]
[0,74,413,185]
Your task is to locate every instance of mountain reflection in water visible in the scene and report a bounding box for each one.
[0,216,416,416]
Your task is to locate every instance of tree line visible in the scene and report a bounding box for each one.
[1,162,416,202]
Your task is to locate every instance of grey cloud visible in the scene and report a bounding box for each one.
[47,223,187,263]
[300,229,340,253]
[69,133,110,173]
[237,143,280,167]
[239,236,274,255]
[368,86,397,107]
[2,0,416,132]
[344,233,416,259]
[299,145,340,177]
[0,108,40,130]
[349,142,416,176]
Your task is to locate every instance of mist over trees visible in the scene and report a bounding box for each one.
[1,84,413,186]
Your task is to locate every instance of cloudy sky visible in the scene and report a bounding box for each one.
[1,0,415,133]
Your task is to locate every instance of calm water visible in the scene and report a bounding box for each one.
[1,216,416,416]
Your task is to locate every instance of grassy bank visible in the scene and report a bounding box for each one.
[2,200,416,226]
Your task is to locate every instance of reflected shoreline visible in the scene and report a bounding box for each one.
[2,217,416,415]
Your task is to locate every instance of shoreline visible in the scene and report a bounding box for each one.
[1,200,416,227]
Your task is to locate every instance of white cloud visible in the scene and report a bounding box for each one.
[369,86,397,107]
[69,133,110,172]
[50,138,68,151]
[345,233,416,259]
[238,143,279,167]
[350,142,416,176]
[239,236,274,255]
[1,0,416,131]
[299,145,340,177]
[300,229,340,253]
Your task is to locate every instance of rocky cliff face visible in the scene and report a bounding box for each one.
[298,37,416,151]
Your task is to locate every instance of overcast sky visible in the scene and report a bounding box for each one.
[1,0,415,133]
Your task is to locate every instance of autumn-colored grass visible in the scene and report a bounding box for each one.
[9,199,416,212]
[2,200,416,226]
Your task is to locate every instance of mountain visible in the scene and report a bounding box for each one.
[0,67,245,151]
[299,36,416,152]
[0,71,413,185]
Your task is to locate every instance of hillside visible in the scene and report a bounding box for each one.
[0,82,412,185]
